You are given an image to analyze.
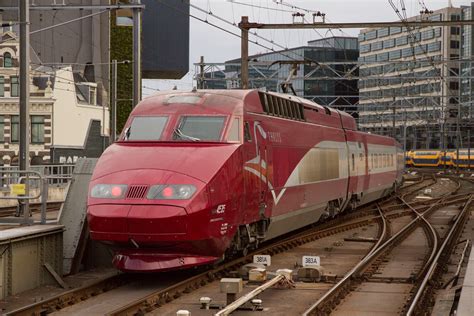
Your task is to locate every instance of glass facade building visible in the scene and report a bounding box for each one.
[201,37,359,117]
[358,7,462,150]
[461,4,474,134]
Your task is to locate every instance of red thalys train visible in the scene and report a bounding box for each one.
[87,89,404,272]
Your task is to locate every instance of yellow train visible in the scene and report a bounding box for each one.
[441,149,456,167]
[411,150,442,167]
[453,150,474,168]
[405,150,414,167]
[406,149,474,169]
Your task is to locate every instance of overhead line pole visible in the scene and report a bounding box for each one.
[110,60,118,143]
[132,0,142,107]
[19,0,30,221]
[240,16,249,89]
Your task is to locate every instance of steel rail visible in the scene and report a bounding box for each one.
[106,216,384,315]
[5,273,129,316]
[108,192,423,316]
[302,202,392,316]
[398,196,439,280]
[7,207,385,316]
[450,239,471,286]
[302,176,468,315]
[302,178,454,316]
[215,273,287,316]
[370,204,389,257]
[407,195,473,315]
[6,176,436,315]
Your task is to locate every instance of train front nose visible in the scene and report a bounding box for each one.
[87,169,220,271]
[87,204,189,243]
[87,169,207,245]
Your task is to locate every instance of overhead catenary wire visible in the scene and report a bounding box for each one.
[185,0,438,120]
[227,0,295,13]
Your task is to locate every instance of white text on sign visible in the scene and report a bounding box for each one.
[302,256,320,267]
[253,255,271,266]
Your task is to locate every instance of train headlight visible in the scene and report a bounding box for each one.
[147,184,197,200]
[90,184,127,199]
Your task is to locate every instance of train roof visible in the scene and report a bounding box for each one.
[141,89,359,131]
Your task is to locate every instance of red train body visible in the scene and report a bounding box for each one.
[87,90,404,272]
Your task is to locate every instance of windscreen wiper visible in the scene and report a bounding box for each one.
[173,128,200,141]
[124,127,131,140]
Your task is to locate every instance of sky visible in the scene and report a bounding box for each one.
[143,0,474,95]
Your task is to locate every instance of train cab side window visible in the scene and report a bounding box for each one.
[228,117,241,142]
[244,121,252,142]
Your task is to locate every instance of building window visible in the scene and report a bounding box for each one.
[396,36,408,46]
[89,87,97,105]
[360,44,370,53]
[450,40,460,49]
[377,52,389,61]
[11,115,19,143]
[383,38,395,48]
[421,29,434,40]
[429,14,442,21]
[389,49,401,60]
[365,54,376,62]
[0,76,4,97]
[451,27,460,35]
[390,27,402,35]
[31,116,45,144]
[409,33,421,43]
[414,45,427,55]
[0,116,4,142]
[402,47,414,58]
[427,41,441,52]
[434,28,442,37]
[378,28,389,37]
[451,14,460,21]
[10,76,19,97]
[449,81,459,90]
[3,52,12,68]
[371,41,383,51]
[366,30,377,40]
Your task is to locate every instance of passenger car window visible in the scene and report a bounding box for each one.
[174,116,225,141]
[125,116,168,141]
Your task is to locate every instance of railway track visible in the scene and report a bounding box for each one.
[6,175,447,316]
[302,177,472,315]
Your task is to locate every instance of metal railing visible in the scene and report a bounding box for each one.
[0,170,48,225]
[0,164,74,188]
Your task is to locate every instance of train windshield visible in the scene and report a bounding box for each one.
[173,116,225,141]
[124,116,168,141]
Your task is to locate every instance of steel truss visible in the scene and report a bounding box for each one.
[194,59,474,150]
